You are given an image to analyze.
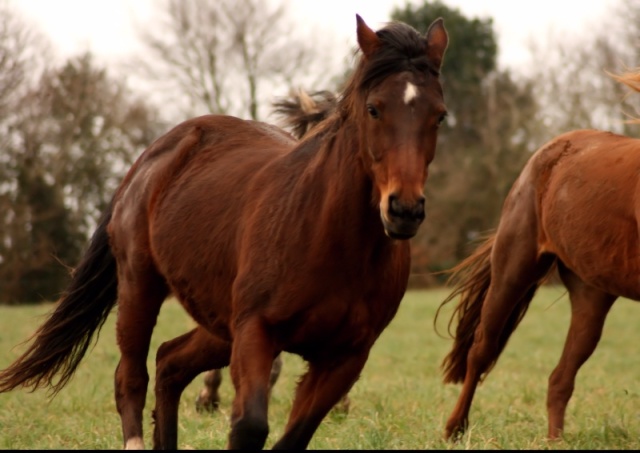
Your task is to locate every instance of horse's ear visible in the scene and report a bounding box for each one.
[356,14,380,58]
[424,18,448,71]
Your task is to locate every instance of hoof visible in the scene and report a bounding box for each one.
[444,419,467,442]
[195,390,220,413]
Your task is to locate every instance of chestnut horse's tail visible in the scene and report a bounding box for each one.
[0,200,118,396]
[435,233,544,384]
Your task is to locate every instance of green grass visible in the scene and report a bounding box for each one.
[0,286,639,449]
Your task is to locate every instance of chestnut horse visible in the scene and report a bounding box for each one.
[0,15,448,450]
[437,69,640,441]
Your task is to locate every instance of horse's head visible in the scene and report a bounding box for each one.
[348,15,448,240]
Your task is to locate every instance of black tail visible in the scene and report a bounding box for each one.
[272,89,337,139]
[0,200,118,396]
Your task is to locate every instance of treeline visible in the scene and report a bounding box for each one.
[1,0,639,303]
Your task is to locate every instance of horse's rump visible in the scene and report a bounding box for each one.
[522,129,640,297]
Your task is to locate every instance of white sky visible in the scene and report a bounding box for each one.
[12,0,619,72]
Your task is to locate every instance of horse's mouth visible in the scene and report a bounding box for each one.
[385,229,416,240]
[381,216,422,240]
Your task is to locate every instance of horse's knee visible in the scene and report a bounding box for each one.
[156,338,177,364]
[155,337,193,391]
[156,358,184,392]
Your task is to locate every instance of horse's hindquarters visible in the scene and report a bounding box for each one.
[536,131,640,299]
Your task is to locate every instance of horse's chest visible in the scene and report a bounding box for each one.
[280,270,408,359]
[244,236,411,358]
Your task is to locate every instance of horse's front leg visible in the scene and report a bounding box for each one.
[227,317,279,450]
[272,352,369,450]
[153,327,231,449]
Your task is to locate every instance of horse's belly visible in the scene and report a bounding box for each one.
[543,197,640,299]
[566,263,640,301]
[539,141,640,299]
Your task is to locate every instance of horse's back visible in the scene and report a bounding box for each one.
[522,129,640,298]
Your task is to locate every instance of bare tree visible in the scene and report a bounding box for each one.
[0,1,51,185]
[133,0,326,121]
[0,1,50,145]
[0,51,162,304]
[0,1,53,301]
[526,0,640,139]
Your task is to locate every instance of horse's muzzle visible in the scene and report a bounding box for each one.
[382,195,425,239]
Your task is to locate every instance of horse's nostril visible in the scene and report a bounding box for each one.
[388,195,425,221]
[413,201,425,221]
[388,195,402,217]
[415,197,426,220]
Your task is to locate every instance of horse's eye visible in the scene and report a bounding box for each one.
[437,112,447,126]
[366,104,380,119]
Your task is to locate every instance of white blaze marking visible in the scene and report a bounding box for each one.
[125,437,145,450]
[403,82,418,104]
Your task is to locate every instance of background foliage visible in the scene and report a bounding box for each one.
[1,0,640,302]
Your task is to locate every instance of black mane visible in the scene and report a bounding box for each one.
[338,21,438,117]
[361,22,438,91]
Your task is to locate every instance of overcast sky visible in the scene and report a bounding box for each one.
[12,0,619,71]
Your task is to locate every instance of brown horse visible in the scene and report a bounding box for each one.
[194,89,346,414]
[0,15,448,450]
[437,69,640,441]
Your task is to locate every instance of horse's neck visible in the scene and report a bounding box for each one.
[301,121,384,241]
[302,122,410,281]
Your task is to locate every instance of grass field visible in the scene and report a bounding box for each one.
[0,286,639,449]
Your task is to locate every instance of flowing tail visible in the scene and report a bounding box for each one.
[435,233,552,384]
[272,88,337,139]
[0,200,118,396]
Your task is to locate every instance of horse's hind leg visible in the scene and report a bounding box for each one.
[446,194,554,440]
[195,369,223,413]
[546,264,616,439]
[153,326,231,449]
[114,268,168,450]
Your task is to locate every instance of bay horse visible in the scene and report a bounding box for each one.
[437,69,640,441]
[0,15,448,450]
[194,89,349,415]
